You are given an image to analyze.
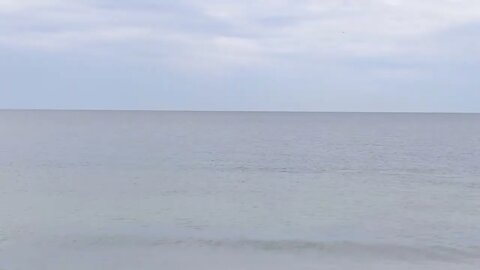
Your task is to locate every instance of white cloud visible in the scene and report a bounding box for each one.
[1,0,480,70]
[0,0,63,12]
[0,27,154,50]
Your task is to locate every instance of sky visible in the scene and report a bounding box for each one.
[1,0,480,112]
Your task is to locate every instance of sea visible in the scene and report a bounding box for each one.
[0,110,479,269]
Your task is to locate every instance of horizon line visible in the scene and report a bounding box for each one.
[0,108,479,114]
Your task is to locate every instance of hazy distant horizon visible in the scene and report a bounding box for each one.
[1,108,479,114]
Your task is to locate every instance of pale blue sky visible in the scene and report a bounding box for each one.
[1,0,480,112]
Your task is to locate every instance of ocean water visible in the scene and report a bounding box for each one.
[0,110,479,269]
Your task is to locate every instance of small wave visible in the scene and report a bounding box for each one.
[57,235,480,262]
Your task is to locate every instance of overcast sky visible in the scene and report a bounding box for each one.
[1,0,480,112]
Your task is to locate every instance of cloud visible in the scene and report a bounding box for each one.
[1,0,480,71]
[0,0,61,12]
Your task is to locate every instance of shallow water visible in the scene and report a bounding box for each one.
[0,111,479,269]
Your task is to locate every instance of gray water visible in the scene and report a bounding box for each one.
[0,110,479,269]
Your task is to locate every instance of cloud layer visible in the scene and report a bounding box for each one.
[2,0,480,67]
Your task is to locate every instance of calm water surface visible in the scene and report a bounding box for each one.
[0,111,479,269]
